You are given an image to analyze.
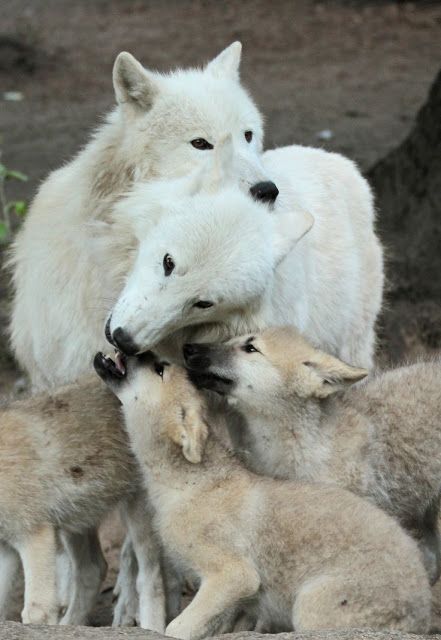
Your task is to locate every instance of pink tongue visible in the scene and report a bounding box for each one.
[114,351,126,375]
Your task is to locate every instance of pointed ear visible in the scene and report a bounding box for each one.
[168,405,209,464]
[113,52,159,111]
[303,355,368,399]
[272,210,314,264]
[205,42,242,81]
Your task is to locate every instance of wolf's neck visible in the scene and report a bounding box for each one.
[132,428,241,511]
[79,109,151,213]
[238,398,334,482]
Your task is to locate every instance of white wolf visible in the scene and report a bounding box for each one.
[108,140,383,371]
[10,42,274,391]
[7,42,274,627]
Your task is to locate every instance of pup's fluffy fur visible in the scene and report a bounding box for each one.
[98,353,431,639]
[0,379,164,628]
[185,326,441,583]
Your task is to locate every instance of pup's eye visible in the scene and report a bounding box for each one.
[163,254,175,276]
[154,363,164,378]
[244,131,253,143]
[193,300,214,309]
[191,138,213,150]
[242,343,258,353]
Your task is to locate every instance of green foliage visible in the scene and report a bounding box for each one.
[0,155,28,243]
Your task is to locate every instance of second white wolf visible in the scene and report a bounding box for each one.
[95,350,431,639]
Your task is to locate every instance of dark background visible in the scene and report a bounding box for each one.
[1,0,441,397]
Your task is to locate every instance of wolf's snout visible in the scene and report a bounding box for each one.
[183,343,212,370]
[250,181,279,204]
[112,327,139,356]
[105,316,116,347]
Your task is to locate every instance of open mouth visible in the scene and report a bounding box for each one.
[94,350,127,381]
[186,369,234,395]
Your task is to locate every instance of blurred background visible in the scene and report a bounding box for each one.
[1,0,440,388]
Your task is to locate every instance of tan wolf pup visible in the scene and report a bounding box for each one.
[184,326,441,584]
[95,350,431,639]
[0,377,164,627]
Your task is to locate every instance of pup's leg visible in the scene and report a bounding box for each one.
[125,494,166,632]
[0,542,20,620]
[59,529,107,625]
[112,535,139,627]
[165,560,260,640]
[17,525,58,624]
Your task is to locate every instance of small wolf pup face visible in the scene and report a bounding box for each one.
[113,42,277,201]
[107,187,313,355]
[184,326,368,411]
[94,351,208,464]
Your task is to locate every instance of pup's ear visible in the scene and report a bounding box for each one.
[168,405,209,464]
[302,354,368,399]
[272,210,314,264]
[205,42,242,81]
[113,52,159,111]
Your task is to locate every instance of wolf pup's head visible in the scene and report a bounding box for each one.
[106,171,313,356]
[94,350,209,464]
[184,326,367,412]
[113,42,278,203]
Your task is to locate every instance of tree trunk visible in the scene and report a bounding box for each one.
[367,68,441,362]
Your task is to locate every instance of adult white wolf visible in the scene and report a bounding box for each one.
[10,42,276,390]
[107,139,383,371]
[7,42,275,628]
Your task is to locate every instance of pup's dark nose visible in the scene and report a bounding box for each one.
[105,316,115,346]
[183,343,211,370]
[112,327,139,356]
[250,181,279,203]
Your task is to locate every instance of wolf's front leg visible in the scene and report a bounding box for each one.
[124,492,166,631]
[17,524,58,624]
[0,541,20,620]
[112,536,139,626]
[59,529,107,625]
[165,561,260,640]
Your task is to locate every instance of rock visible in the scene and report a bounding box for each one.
[0,625,439,640]
[367,67,441,362]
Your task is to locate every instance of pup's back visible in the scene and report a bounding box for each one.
[346,360,441,517]
[257,481,431,633]
[0,377,136,542]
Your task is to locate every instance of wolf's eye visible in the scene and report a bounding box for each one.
[191,138,213,150]
[163,254,175,276]
[193,300,214,309]
[242,343,258,353]
[245,131,253,143]
[154,363,164,378]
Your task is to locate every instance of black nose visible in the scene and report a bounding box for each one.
[112,327,139,356]
[183,343,211,370]
[105,316,115,346]
[250,181,279,203]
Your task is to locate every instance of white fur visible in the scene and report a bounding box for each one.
[108,143,382,369]
[9,43,268,390]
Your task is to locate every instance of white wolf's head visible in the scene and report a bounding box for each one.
[112,42,278,203]
[106,147,313,355]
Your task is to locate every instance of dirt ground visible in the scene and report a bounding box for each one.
[1,0,441,627]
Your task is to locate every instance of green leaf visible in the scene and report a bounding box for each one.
[0,222,8,241]
[0,164,7,178]
[6,169,28,182]
[13,200,27,215]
